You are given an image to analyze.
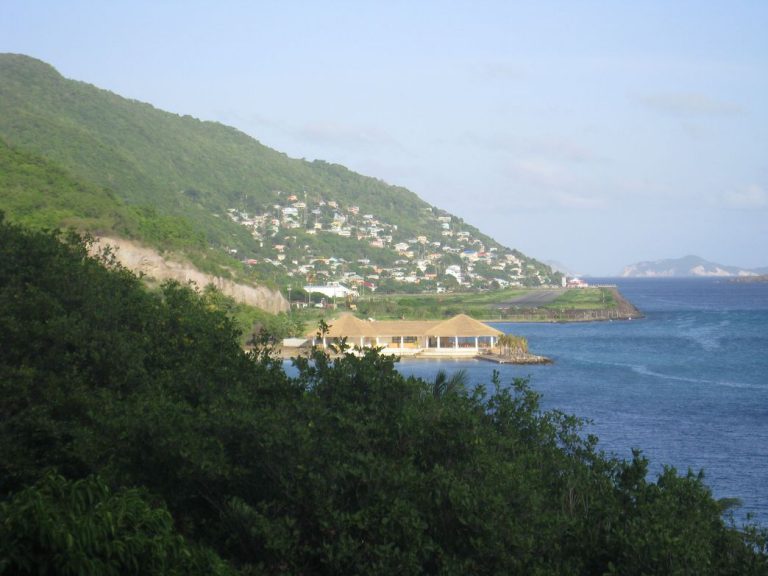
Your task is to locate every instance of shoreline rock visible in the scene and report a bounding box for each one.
[477,352,553,365]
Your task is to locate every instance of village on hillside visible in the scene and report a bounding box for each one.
[224,191,562,301]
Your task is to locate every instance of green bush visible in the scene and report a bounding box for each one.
[0,473,234,575]
[0,216,766,575]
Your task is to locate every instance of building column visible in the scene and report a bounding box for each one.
[474,336,479,351]
[400,336,404,349]
[454,336,458,350]
[437,337,441,349]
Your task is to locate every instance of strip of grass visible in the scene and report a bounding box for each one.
[354,287,618,320]
[385,288,529,307]
[544,288,617,310]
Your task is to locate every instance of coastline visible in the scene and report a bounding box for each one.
[353,287,643,324]
[273,346,553,364]
[268,287,641,363]
[487,288,642,323]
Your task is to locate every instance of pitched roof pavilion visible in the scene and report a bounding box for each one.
[312,313,503,339]
[428,313,503,337]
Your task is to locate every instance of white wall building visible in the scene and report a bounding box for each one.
[304,282,358,299]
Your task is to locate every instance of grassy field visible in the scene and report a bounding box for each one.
[348,287,619,321]
[282,286,630,341]
[541,288,617,310]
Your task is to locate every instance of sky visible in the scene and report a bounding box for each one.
[2,1,767,275]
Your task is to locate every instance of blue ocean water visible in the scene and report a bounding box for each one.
[395,278,768,525]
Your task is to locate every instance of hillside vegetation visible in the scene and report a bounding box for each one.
[1,217,766,574]
[0,138,211,249]
[0,54,424,237]
[0,53,558,291]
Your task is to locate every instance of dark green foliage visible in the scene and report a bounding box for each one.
[0,138,140,235]
[1,217,766,574]
[0,214,255,494]
[0,138,228,255]
[0,473,234,575]
[199,284,305,341]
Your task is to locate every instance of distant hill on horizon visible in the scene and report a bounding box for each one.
[619,255,762,278]
[544,260,581,277]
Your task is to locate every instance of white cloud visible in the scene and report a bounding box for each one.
[531,138,597,164]
[474,60,527,82]
[553,192,606,209]
[721,185,768,209]
[496,156,611,211]
[640,92,743,117]
[466,131,598,164]
[507,158,566,185]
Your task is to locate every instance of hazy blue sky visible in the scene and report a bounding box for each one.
[3,1,766,274]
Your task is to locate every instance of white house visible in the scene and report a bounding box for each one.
[304,282,358,299]
[445,265,463,284]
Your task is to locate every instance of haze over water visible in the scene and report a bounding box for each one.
[397,278,768,525]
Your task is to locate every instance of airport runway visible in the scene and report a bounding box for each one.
[494,289,566,308]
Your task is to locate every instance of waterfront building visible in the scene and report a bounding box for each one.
[309,313,502,357]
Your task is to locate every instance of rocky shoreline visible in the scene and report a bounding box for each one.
[477,352,553,365]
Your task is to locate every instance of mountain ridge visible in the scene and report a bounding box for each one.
[0,53,559,292]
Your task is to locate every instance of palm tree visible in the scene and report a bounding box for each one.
[496,334,528,358]
[431,368,469,398]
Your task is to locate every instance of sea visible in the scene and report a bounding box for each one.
[394,278,768,526]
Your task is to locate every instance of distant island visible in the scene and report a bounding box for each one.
[620,255,766,278]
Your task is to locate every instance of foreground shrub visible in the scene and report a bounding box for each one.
[0,215,766,575]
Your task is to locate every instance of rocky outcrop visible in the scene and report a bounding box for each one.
[92,237,288,314]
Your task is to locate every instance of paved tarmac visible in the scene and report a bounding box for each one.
[494,289,566,308]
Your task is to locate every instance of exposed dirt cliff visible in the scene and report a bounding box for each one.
[92,237,289,314]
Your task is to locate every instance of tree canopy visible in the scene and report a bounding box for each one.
[1,215,766,574]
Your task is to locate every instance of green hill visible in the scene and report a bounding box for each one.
[0,53,558,289]
[0,138,136,233]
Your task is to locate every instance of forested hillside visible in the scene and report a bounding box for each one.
[1,216,766,574]
[0,138,210,246]
[0,53,457,245]
[0,53,558,289]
